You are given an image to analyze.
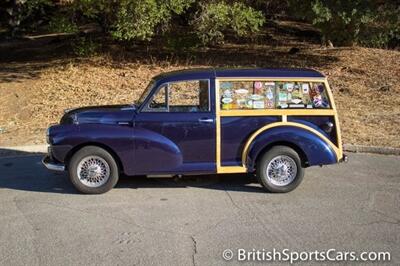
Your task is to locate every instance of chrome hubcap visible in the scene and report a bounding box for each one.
[266,155,297,186]
[77,156,110,187]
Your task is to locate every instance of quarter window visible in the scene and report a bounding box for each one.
[148,84,167,111]
[219,80,330,110]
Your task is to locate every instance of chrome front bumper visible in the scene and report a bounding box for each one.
[42,155,65,171]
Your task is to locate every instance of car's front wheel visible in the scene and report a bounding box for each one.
[256,146,304,193]
[68,146,119,194]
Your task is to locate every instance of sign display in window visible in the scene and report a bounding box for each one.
[219,81,330,110]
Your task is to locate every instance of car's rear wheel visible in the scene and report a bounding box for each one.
[256,146,304,193]
[68,146,119,194]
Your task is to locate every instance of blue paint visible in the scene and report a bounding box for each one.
[220,116,280,166]
[214,68,324,78]
[288,116,337,146]
[50,123,135,174]
[152,68,324,82]
[246,126,337,170]
[46,68,339,177]
[134,112,216,175]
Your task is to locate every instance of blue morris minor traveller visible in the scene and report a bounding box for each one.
[43,68,347,194]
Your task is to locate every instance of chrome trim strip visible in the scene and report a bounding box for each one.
[42,156,65,171]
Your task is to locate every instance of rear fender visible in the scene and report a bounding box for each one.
[245,124,338,170]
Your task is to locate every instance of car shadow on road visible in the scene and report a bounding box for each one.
[0,151,265,194]
[117,174,265,194]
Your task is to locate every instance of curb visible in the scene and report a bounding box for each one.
[0,145,47,157]
[0,144,399,158]
[343,144,400,156]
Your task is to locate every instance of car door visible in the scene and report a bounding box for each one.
[133,79,216,175]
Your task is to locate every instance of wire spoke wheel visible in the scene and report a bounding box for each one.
[266,155,297,186]
[77,156,111,188]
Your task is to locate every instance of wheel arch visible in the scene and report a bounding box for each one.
[64,142,124,173]
[243,123,338,170]
[252,141,309,170]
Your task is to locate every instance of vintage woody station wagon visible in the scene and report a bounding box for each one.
[43,68,347,194]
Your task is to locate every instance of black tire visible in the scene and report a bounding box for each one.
[256,146,304,193]
[68,146,119,194]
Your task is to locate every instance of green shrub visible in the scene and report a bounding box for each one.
[47,15,78,33]
[111,0,160,41]
[231,2,265,37]
[108,0,194,41]
[192,2,230,45]
[1,0,53,34]
[289,0,399,48]
[358,4,400,48]
[193,1,265,45]
[72,36,100,56]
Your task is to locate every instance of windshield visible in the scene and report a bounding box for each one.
[136,79,156,106]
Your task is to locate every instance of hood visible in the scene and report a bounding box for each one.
[60,104,135,125]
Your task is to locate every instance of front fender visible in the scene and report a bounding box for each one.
[133,128,183,174]
[51,124,135,174]
[50,124,183,176]
[246,126,338,169]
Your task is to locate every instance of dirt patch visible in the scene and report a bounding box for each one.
[322,48,400,148]
[0,23,399,147]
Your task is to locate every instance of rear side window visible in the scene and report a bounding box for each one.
[219,80,331,110]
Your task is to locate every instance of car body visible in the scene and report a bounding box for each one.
[43,68,347,193]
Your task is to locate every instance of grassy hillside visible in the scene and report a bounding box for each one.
[0,21,399,147]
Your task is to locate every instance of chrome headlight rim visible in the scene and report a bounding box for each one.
[46,124,58,144]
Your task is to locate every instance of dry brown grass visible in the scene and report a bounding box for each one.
[320,47,400,148]
[0,24,399,147]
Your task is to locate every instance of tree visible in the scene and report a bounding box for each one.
[289,0,399,47]
[110,0,195,41]
[0,0,53,36]
[192,1,265,45]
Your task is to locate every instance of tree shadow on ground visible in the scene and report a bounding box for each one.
[0,21,339,83]
[0,35,75,83]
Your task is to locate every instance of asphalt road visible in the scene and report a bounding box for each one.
[0,153,399,265]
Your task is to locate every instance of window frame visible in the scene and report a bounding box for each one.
[142,79,211,113]
[217,79,333,111]
[143,84,168,112]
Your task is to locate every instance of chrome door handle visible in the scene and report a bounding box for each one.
[118,121,132,126]
[198,118,214,123]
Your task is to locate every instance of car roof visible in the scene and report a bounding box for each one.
[214,68,325,78]
[153,68,325,82]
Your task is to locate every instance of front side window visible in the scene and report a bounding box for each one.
[145,80,210,112]
[219,80,331,110]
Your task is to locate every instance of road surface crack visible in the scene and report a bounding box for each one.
[358,210,400,226]
[190,235,197,266]
[225,190,243,211]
